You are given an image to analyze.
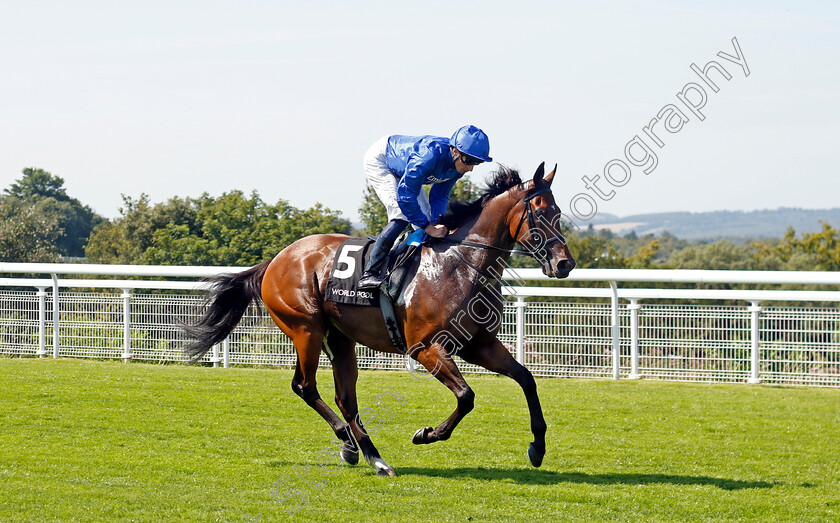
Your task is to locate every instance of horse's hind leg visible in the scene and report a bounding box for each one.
[287,327,355,455]
[327,328,396,477]
[460,337,547,467]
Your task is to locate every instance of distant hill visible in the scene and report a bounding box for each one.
[582,208,840,239]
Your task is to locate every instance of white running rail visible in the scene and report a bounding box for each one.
[0,263,838,386]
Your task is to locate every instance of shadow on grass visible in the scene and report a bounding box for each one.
[397,467,775,490]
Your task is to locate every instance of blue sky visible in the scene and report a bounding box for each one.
[1,1,838,224]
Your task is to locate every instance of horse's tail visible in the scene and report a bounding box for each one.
[181,259,272,362]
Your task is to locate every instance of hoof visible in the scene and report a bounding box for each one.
[340,445,359,466]
[368,456,397,477]
[376,466,397,477]
[527,443,544,468]
[412,426,434,445]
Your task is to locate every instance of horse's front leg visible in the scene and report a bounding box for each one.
[460,337,547,467]
[409,343,475,445]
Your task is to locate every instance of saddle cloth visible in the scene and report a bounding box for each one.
[325,238,380,306]
[325,231,426,307]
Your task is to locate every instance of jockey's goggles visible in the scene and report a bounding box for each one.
[460,153,484,166]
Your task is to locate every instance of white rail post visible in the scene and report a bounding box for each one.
[515,296,526,364]
[121,289,132,363]
[610,281,620,380]
[222,337,230,368]
[211,343,221,368]
[628,299,641,379]
[748,301,762,384]
[51,274,59,359]
[36,287,48,357]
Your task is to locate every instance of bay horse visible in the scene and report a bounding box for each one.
[183,162,575,477]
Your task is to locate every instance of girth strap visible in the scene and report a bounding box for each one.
[378,288,407,354]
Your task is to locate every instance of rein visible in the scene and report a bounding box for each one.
[439,238,535,257]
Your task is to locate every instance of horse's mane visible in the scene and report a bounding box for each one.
[440,166,522,229]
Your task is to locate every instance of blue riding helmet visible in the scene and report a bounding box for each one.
[449,125,493,163]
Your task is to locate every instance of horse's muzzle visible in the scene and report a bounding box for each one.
[544,258,576,279]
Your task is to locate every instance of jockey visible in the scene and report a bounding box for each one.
[357,124,492,290]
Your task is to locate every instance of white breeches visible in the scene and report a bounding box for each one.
[363,135,431,224]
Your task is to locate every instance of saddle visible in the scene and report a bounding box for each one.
[382,228,426,301]
[325,230,428,353]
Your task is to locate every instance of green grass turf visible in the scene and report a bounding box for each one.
[1,358,838,522]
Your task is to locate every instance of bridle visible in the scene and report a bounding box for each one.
[440,186,568,277]
[510,186,567,262]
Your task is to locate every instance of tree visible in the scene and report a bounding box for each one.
[278,203,352,249]
[752,222,838,271]
[0,198,63,262]
[666,240,757,271]
[565,234,628,269]
[83,222,139,265]
[448,176,477,202]
[358,186,388,237]
[794,222,840,270]
[357,176,477,237]
[628,239,661,268]
[5,168,70,201]
[87,190,350,266]
[2,168,104,257]
[85,194,201,264]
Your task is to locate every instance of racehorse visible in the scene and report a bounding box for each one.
[182,162,575,477]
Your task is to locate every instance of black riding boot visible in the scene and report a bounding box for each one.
[358,219,408,290]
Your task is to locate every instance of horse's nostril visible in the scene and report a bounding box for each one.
[557,259,576,273]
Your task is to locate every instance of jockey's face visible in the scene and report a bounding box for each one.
[451,146,480,175]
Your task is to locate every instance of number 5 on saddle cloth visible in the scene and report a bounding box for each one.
[325,229,427,353]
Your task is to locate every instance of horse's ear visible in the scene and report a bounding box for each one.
[544,163,557,186]
[533,162,545,185]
